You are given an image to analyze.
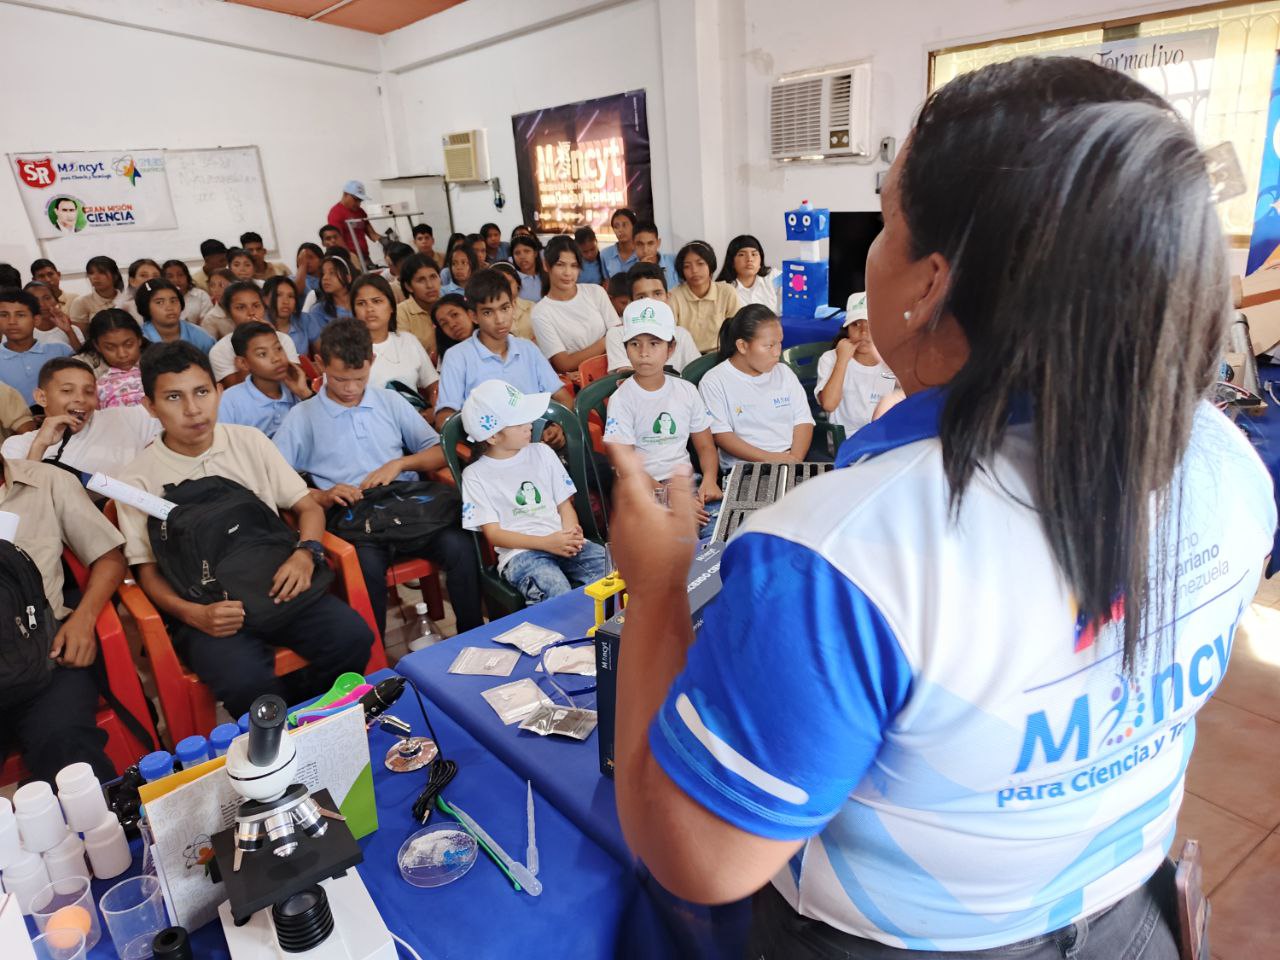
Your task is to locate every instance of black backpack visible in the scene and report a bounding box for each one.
[326,480,461,547]
[148,476,333,633]
[0,541,56,705]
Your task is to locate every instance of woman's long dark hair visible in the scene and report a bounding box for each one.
[317,256,353,318]
[716,304,779,361]
[510,234,546,287]
[902,57,1227,670]
[351,272,399,333]
[716,234,771,283]
[263,275,299,319]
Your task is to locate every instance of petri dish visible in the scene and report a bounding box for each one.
[397,825,477,888]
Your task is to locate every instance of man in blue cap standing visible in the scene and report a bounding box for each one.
[327,180,380,267]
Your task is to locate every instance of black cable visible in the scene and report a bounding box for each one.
[404,676,457,823]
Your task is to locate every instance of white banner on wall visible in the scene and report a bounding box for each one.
[1056,28,1219,137]
[8,150,178,239]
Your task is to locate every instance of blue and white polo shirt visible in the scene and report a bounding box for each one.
[651,388,1276,951]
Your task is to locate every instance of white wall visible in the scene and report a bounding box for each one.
[0,0,384,286]
[728,0,1208,259]
[383,0,677,246]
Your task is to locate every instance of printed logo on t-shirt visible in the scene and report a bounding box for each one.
[640,411,680,447]
[771,394,792,409]
[512,481,544,515]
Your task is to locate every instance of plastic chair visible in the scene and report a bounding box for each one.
[576,372,625,458]
[680,351,720,387]
[110,505,389,746]
[577,353,609,388]
[297,354,320,381]
[781,340,830,392]
[1,550,160,785]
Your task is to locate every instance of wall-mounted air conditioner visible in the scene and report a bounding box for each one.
[442,129,490,183]
[769,62,872,163]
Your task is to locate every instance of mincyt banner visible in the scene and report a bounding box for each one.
[9,150,178,239]
[512,90,652,237]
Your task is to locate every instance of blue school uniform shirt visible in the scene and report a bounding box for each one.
[580,257,605,285]
[436,332,562,414]
[486,242,511,264]
[300,305,349,346]
[142,321,215,354]
[0,341,74,404]
[218,378,301,438]
[600,244,637,279]
[651,389,1276,951]
[517,272,543,303]
[440,281,464,298]
[273,385,439,490]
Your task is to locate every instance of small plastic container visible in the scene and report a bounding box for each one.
[0,796,21,868]
[174,736,208,770]
[13,782,68,854]
[100,876,167,960]
[30,875,101,951]
[208,723,240,758]
[4,848,51,913]
[397,824,477,888]
[236,713,251,735]
[82,814,131,880]
[42,833,88,884]
[55,763,109,834]
[30,929,86,960]
[138,751,174,783]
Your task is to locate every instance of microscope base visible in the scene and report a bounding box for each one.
[218,871,395,960]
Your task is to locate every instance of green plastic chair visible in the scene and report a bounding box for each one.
[575,372,626,452]
[782,340,831,391]
[680,351,720,387]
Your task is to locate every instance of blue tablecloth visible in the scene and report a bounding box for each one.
[395,596,752,960]
[79,669,665,959]
[781,306,844,347]
[1242,362,1280,577]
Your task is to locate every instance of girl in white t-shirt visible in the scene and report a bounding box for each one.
[717,234,779,312]
[530,235,615,383]
[351,273,438,418]
[815,305,898,435]
[699,305,815,471]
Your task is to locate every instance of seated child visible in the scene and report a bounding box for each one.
[431,293,477,361]
[396,254,443,358]
[2,356,160,477]
[574,226,605,285]
[263,275,313,357]
[30,258,71,310]
[191,239,228,291]
[0,454,127,783]
[603,300,721,534]
[117,342,374,715]
[351,274,438,414]
[0,288,74,404]
[137,279,216,353]
[815,293,898,435]
[301,256,353,335]
[606,274,631,318]
[24,280,82,349]
[461,379,609,602]
[200,268,237,340]
[489,262,536,341]
[69,256,126,329]
[273,319,483,636]
[379,242,414,303]
[226,247,260,286]
[631,220,679,289]
[119,259,162,321]
[84,309,146,409]
[163,260,214,326]
[435,270,571,433]
[209,282,299,385]
[699,305,814,471]
[218,321,315,438]
[668,240,740,353]
[605,262,701,373]
[509,235,545,303]
[717,234,778,312]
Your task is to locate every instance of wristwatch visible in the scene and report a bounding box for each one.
[298,539,326,565]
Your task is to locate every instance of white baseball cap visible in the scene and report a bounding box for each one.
[342,179,370,202]
[620,298,676,342]
[844,291,868,326]
[461,379,551,442]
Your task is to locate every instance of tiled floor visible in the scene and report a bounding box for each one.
[1175,576,1280,959]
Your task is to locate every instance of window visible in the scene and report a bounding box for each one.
[930,2,1280,239]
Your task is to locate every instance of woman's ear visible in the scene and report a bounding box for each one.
[904,252,952,334]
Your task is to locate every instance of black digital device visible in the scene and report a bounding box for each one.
[827,211,884,310]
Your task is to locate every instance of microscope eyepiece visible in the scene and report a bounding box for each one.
[247,694,287,768]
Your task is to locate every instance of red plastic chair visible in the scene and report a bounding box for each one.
[1,550,160,785]
[111,504,388,745]
[298,355,320,381]
[577,353,609,387]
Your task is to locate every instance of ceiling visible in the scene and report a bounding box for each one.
[226,0,467,35]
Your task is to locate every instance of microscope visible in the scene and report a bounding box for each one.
[212,695,395,959]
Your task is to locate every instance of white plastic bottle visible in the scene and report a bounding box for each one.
[398,601,443,652]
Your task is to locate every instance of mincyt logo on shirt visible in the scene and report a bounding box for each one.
[512,481,547,516]
[644,411,679,445]
[771,395,792,409]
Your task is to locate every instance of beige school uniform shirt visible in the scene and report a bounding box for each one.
[115,424,309,566]
[511,298,535,342]
[0,382,33,439]
[0,459,124,619]
[396,297,438,359]
[69,290,122,327]
[668,281,740,352]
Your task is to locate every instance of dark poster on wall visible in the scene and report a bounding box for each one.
[512,89,652,237]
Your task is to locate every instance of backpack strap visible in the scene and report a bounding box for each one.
[89,656,156,758]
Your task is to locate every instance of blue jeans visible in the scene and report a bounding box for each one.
[502,540,610,603]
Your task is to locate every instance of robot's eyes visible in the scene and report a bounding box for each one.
[802,215,812,227]
[787,214,797,226]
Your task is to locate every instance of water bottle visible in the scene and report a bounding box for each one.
[393,601,443,652]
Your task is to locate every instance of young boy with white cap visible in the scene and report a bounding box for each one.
[460,379,609,602]
[815,291,898,435]
[603,300,722,532]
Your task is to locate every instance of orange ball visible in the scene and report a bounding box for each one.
[46,904,92,939]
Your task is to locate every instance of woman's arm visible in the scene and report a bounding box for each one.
[548,338,606,375]
[713,430,797,464]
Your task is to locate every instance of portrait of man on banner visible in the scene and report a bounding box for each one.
[47,195,86,233]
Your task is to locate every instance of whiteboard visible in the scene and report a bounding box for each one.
[37,146,278,273]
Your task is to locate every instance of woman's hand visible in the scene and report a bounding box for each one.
[611,449,698,597]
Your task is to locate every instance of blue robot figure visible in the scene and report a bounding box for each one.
[781,201,830,319]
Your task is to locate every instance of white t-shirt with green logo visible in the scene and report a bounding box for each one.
[603,375,712,481]
[461,442,576,571]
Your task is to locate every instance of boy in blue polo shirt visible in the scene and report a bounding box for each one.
[0,288,74,404]
[273,318,483,636]
[435,269,573,443]
[218,321,315,438]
